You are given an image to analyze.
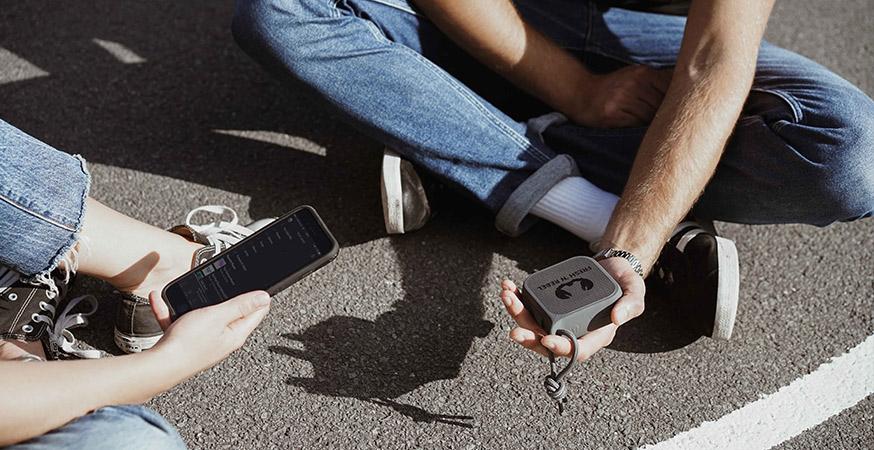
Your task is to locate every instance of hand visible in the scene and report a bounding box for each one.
[570,65,673,128]
[149,291,271,373]
[499,257,645,361]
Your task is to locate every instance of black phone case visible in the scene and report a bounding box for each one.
[161,205,339,320]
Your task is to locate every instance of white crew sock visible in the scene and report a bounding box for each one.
[529,176,619,244]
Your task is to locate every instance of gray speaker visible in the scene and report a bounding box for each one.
[521,256,621,338]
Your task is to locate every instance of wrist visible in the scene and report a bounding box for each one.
[594,248,644,277]
[147,341,199,388]
[596,233,661,276]
[564,71,598,124]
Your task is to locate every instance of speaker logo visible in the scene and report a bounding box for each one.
[554,278,594,300]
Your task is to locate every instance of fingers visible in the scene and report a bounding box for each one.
[509,327,550,357]
[148,291,172,331]
[210,291,272,327]
[541,323,618,362]
[499,280,546,335]
[227,302,270,340]
[501,279,550,355]
[607,263,646,326]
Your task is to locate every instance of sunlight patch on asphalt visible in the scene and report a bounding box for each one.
[641,333,874,450]
[213,129,327,157]
[92,38,146,64]
[0,47,49,85]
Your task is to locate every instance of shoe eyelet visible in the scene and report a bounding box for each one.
[7,293,17,301]
[31,313,40,321]
[46,290,56,299]
[22,324,33,333]
[39,301,48,310]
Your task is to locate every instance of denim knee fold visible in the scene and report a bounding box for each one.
[0,119,90,276]
[6,405,187,450]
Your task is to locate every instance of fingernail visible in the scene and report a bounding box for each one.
[254,292,271,307]
[543,338,557,351]
[501,294,512,307]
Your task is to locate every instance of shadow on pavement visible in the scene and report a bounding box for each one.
[268,208,493,426]
[2,0,698,425]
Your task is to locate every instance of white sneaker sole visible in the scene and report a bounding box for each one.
[381,149,405,234]
[712,236,740,340]
[114,328,163,353]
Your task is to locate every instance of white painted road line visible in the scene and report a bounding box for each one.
[92,38,146,64]
[213,129,327,156]
[0,47,49,85]
[642,334,874,450]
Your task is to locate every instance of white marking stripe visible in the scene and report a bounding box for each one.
[213,129,327,156]
[92,39,146,64]
[642,334,874,450]
[0,47,49,85]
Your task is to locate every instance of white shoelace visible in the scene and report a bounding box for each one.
[185,205,254,252]
[31,294,101,359]
[3,268,102,359]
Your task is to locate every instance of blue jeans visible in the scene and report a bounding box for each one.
[232,0,874,235]
[6,405,186,450]
[0,119,90,276]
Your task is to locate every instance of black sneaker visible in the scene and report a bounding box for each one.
[113,206,273,353]
[0,266,101,359]
[381,149,432,234]
[654,221,740,340]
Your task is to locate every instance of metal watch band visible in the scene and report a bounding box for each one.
[594,248,644,277]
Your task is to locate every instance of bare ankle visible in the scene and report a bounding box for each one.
[0,340,46,361]
[110,237,203,298]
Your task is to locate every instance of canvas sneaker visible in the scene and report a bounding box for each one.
[113,206,274,353]
[0,265,101,359]
[380,149,433,234]
[653,220,740,340]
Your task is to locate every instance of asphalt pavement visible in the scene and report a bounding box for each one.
[1,1,872,448]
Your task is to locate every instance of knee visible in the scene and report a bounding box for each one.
[231,0,322,63]
[800,93,874,225]
[231,0,282,53]
[98,406,187,450]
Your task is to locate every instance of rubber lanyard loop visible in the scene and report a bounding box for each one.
[543,329,579,414]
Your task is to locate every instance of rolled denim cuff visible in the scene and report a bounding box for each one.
[0,120,91,276]
[495,154,580,237]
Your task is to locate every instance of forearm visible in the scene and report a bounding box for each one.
[0,349,192,446]
[601,0,773,270]
[413,0,592,115]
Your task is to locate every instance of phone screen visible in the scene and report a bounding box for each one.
[164,207,335,318]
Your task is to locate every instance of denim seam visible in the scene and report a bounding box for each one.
[584,2,594,52]
[0,192,76,232]
[329,0,342,18]
[43,155,91,274]
[365,0,422,17]
[750,87,804,123]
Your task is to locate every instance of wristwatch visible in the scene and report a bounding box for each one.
[594,248,644,277]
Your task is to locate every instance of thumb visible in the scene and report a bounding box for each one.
[227,304,270,340]
[210,291,271,327]
[149,291,172,331]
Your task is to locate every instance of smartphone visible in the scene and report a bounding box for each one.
[161,205,339,321]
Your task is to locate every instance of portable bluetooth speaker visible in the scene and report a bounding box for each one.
[520,256,621,338]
